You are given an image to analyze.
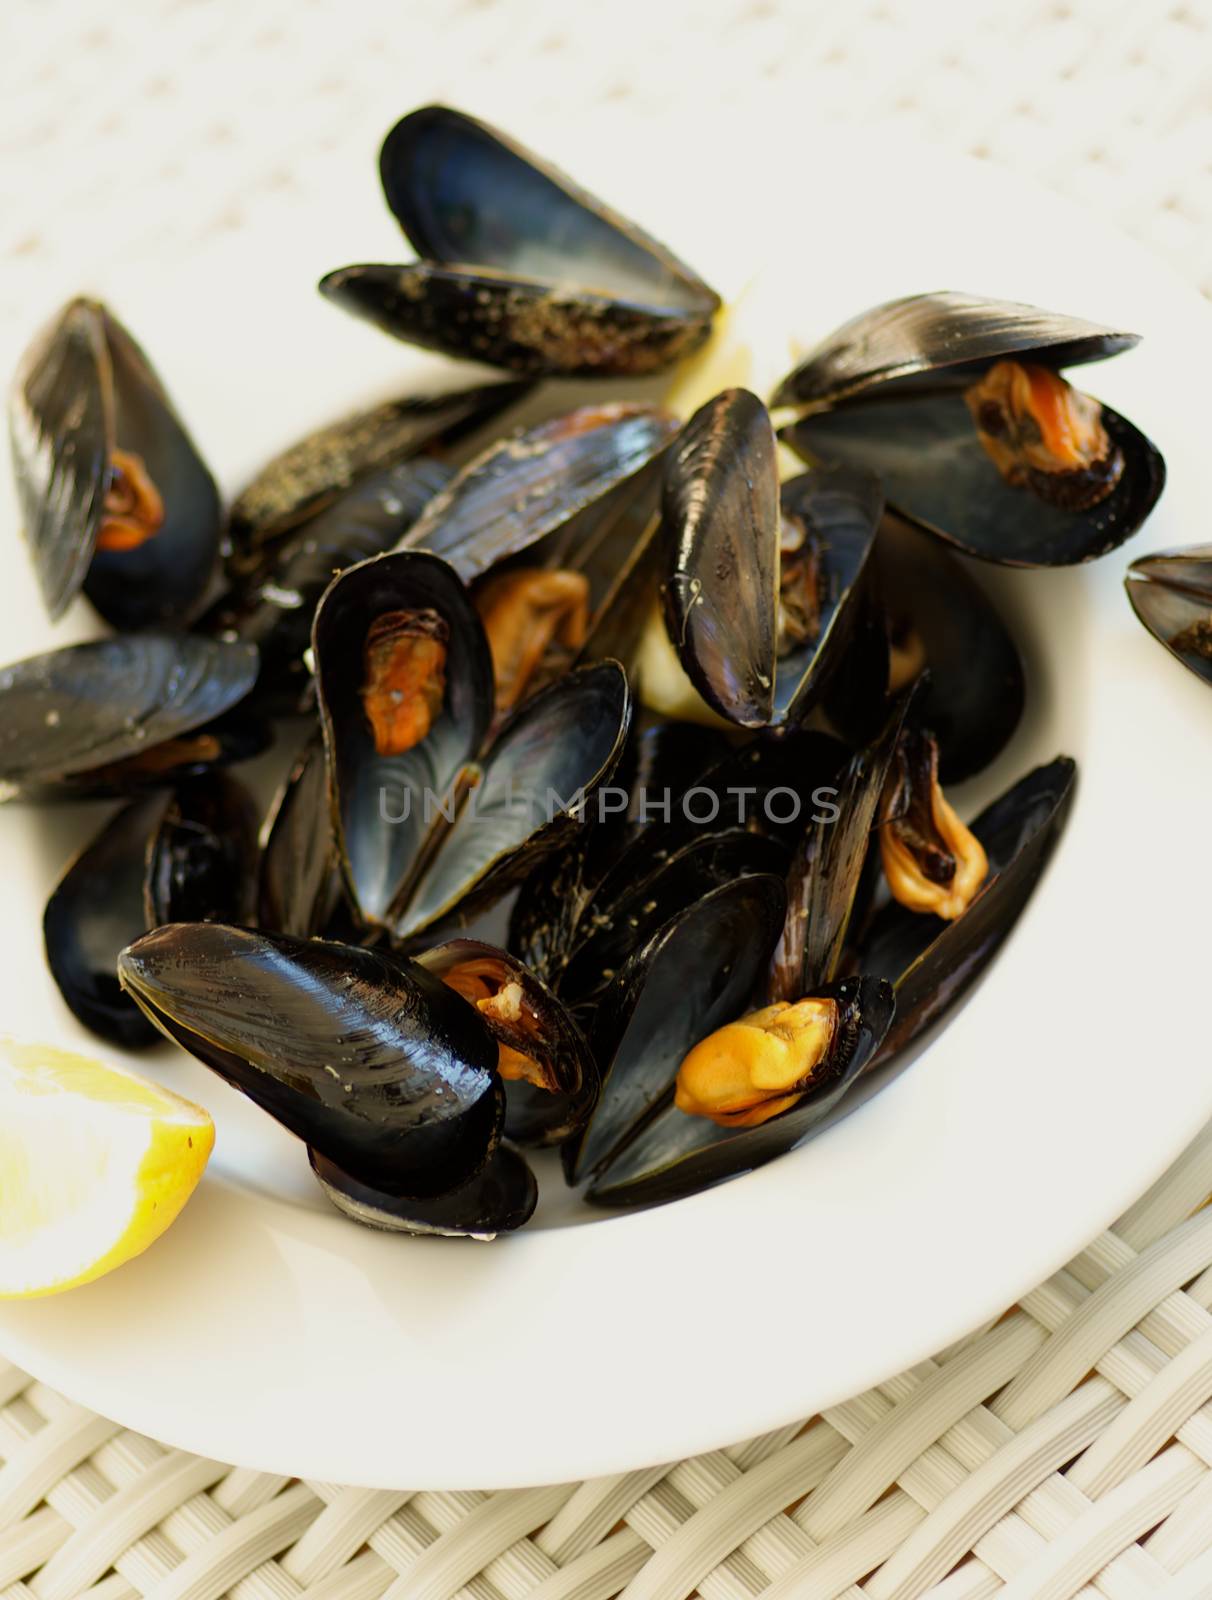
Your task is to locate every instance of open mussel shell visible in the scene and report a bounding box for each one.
[417,939,598,1145]
[773,291,1140,410]
[226,379,528,570]
[565,875,787,1185]
[786,393,1164,568]
[395,659,632,939]
[310,1143,537,1238]
[661,389,779,727]
[118,925,503,1198]
[588,975,895,1210]
[312,550,493,926]
[44,770,258,1048]
[1125,547,1212,688]
[257,733,344,938]
[875,516,1024,781]
[10,298,221,627]
[0,634,259,800]
[661,389,883,726]
[781,292,1163,568]
[202,457,451,714]
[399,404,677,581]
[320,105,719,377]
[43,794,166,1048]
[859,756,1076,1066]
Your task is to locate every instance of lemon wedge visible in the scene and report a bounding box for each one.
[0,1037,213,1298]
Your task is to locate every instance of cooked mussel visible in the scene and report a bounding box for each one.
[658,389,882,727]
[588,976,893,1208]
[118,924,503,1198]
[10,298,221,627]
[858,756,1076,1065]
[780,292,1164,566]
[1125,547,1212,687]
[417,939,598,1144]
[310,1143,537,1238]
[0,634,259,800]
[319,105,719,376]
[44,772,258,1047]
[226,379,528,573]
[313,549,631,939]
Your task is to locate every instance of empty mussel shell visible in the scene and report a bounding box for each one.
[859,756,1076,1065]
[780,292,1164,567]
[226,379,528,569]
[587,975,895,1209]
[661,389,883,726]
[320,104,719,376]
[417,939,598,1145]
[118,924,503,1198]
[565,874,788,1185]
[312,549,494,926]
[1124,547,1212,688]
[874,515,1025,781]
[399,404,677,581]
[310,1143,537,1238]
[10,298,221,627]
[0,634,259,800]
[44,770,258,1047]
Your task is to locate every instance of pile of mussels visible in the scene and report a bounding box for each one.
[3,106,1180,1236]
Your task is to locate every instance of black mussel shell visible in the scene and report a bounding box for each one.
[311,550,494,927]
[44,769,259,1048]
[417,939,598,1145]
[558,828,788,1006]
[44,794,166,1048]
[310,1143,537,1237]
[10,298,221,628]
[320,106,718,377]
[145,770,258,926]
[202,457,450,714]
[661,389,779,727]
[773,291,1139,410]
[399,404,677,581]
[564,874,787,1185]
[1125,547,1212,688]
[661,390,883,726]
[587,975,894,1209]
[395,659,632,940]
[875,516,1024,781]
[226,380,528,568]
[0,635,259,800]
[118,924,503,1198]
[257,733,344,938]
[859,756,1076,1065]
[786,393,1164,568]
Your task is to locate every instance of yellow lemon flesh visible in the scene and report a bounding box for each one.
[0,1038,213,1298]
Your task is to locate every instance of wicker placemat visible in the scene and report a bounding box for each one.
[2,1119,1212,1600]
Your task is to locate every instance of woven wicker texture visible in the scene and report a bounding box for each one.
[2,1120,1212,1600]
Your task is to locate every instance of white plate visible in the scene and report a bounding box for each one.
[0,119,1209,1491]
